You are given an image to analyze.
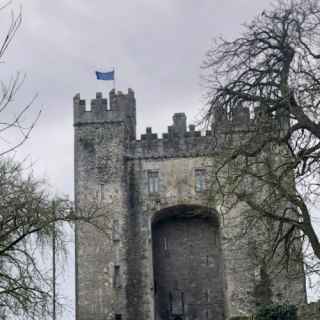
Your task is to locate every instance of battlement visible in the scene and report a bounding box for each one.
[132,113,213,159]
[140,113,204,142]
[131,104,289,159]
[73,89,136,125]
[213,103,289,131]
[73,88,288,159]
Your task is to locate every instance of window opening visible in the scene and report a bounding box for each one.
[170,291,184,315]
[148,170,159,193]
[115,314,122,320]
[169,291,173,313]
[195,169,206,192]
[205,289,210,302]
[97,183,105,202]
[154,280,157,295]
[163,237,168,251]
[113,219,120,241]
[113,265,121,288]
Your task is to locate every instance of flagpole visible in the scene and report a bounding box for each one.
[52,202,56,320]
[113,67,116,90]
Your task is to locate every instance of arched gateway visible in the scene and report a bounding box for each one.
[152,205,225,320]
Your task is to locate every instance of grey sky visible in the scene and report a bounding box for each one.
[1,0,319,319]
[2,0,271,193]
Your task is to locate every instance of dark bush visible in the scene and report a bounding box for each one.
[255,304,297,320]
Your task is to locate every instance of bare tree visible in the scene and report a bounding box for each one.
[0,3,110,319]
[0,159,107,319]
[202,0,320,287]
[0,3,40,158]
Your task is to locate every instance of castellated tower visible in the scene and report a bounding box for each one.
[74,89,135,320]
[74,89,306,320]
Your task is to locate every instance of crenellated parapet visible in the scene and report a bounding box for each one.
[74,89,289,159]
[213,103,289,131]
[132,103,289,159]
[132,113,214,159]
[73,89,136,126]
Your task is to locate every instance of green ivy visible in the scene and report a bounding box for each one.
[255,304,297,320]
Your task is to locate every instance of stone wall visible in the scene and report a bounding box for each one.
[297,301,320,320]
[74,90,136,320]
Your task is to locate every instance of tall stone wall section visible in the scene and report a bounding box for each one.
[74,90,135,320]
[74,89,307,320]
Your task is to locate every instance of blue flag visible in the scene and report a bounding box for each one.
[95,70,114,81]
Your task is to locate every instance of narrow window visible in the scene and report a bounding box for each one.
[113,219,120,241]
[170,291,184,315]
[214,233,217,246]
[148,170,159,193]
[97,183,104,201]
[163,237,168,251]
[115,314,122,320]
[254,266,261,281]
[169,292,173,313]
[205,289,210,302]
[154,280,157,295]
[113,265,121,288]
[195,169,206,192]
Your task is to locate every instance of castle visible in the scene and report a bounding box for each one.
[73,89,306,320]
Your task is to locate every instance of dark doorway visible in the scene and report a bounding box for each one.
[152,206,224,320]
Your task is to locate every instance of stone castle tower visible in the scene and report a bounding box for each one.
[73,89,306,320]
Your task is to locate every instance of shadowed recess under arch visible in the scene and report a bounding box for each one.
[151,204,220,227]
[152,204,225,320]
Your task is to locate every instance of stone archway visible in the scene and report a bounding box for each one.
[151,205,225,320]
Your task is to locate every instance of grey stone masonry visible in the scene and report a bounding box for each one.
[298,301,320,320]
[74,89,306,320]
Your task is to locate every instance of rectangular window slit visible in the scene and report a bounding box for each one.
[195,169,206,192]
[163,237,168,251]
[148,170,159,193]
[113,219,120,241]
[206,289,210,302]
[97,183,105,202]
[115,314,122,320]
[113,265,121,288]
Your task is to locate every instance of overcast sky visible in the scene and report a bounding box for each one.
[1,1,319,319]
